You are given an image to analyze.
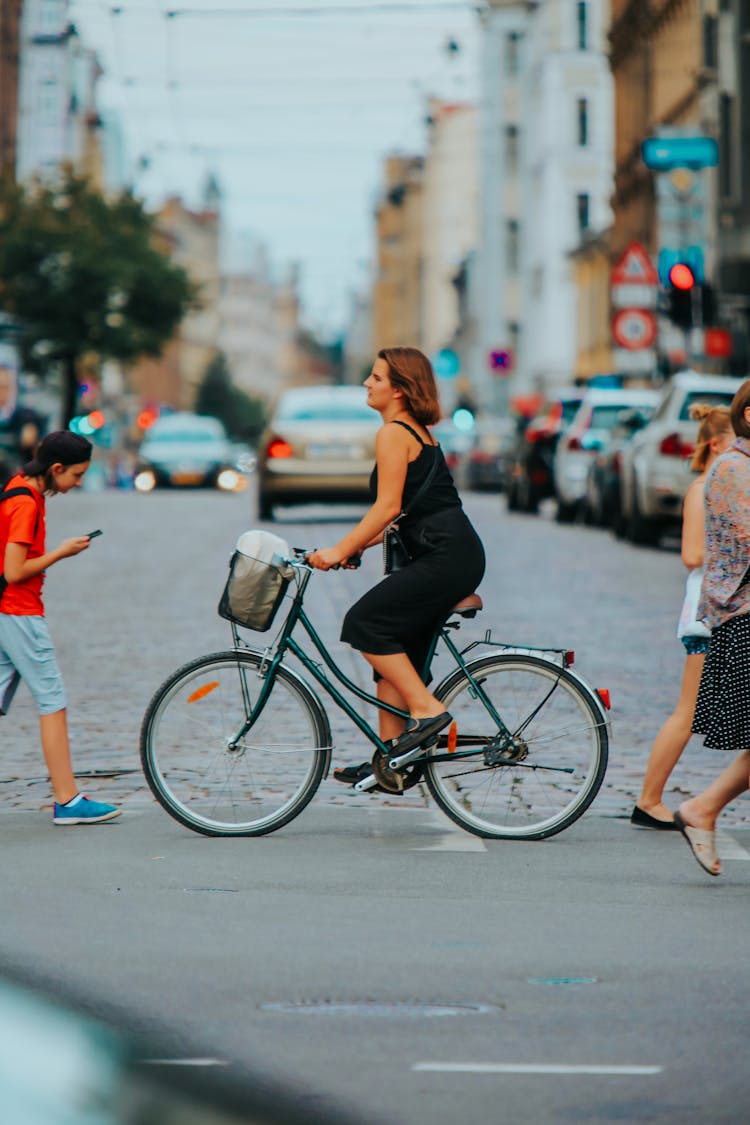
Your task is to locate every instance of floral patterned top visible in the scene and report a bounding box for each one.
[698,436,750,629]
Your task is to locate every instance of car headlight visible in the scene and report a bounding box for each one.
[217,469,242,492]
[134,469,156,493]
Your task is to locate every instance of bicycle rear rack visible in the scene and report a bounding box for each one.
[460,630,574,668]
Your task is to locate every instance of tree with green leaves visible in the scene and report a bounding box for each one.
[195,351,267,441]
[0,169,196,424]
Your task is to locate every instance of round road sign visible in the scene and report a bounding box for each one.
[612,308,657,351]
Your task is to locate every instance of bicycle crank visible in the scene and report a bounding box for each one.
[371,749,424,794]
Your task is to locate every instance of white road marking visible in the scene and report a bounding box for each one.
[716,830,750,860]
[412,1063,663,1076]
[141,1058,229,1067]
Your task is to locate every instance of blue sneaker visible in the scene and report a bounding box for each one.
[53,795,121,825]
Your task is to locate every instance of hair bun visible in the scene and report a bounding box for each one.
[689,403,712,421]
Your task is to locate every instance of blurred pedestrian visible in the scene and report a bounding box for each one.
[0,431,121,825]
[674,379,750,875]
[0,363,44,488]
[631,404,734,829]
[308,347,485,786]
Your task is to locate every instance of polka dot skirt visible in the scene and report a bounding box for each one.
[692,613,750,752]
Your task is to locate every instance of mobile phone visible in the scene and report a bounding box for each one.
[85,529,103,539]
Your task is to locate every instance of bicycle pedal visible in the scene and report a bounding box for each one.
[353,774,379,793]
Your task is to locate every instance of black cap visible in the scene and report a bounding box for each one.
[23,430,93,476]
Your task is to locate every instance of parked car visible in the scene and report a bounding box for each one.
[505,389,584,513]
[554,387,661,522]
[134,413,242,492]
[257,385,379,519]
[463,417,516,491]
[583,401,658,527]
[618,370,744,544]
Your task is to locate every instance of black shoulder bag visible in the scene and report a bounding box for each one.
[382,450,440,575]
[0,487,39,601]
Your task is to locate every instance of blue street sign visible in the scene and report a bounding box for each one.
[642,136,718,171]
[657,245,705,286]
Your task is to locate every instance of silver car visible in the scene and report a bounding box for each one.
[619,370,744,544]
[553,388,661,522]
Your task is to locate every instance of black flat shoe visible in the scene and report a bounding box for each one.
[390,712,452,756]
[333,762,371,785]
[630,805,678,830]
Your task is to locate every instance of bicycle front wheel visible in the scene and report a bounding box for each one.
[140,651,331,836]
[426,654,608,840]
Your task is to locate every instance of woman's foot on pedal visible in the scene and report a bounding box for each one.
[333,762,371,785]
[390,711,452,755]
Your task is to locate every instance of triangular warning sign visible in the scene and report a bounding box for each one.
[611,242,658,285]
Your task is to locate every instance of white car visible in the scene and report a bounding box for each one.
[619,370,744,544]
[553,388,661,522]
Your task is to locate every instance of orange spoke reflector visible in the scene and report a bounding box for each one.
[447,722,458,753]
[187,682,219,704]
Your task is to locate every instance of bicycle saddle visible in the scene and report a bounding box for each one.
[452,593,483,617]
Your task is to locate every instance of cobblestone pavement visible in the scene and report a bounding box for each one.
[3,485,748,826]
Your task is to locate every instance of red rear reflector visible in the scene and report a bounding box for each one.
[596,688,611,710]
[447,722,458,753]
[565,650,575,666]
[267,438,293,459]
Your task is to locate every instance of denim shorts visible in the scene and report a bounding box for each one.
[0,615,67,716]
[680,634,710,656]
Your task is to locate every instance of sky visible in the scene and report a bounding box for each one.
[68,0,481,338]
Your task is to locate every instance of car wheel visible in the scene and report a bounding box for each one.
[626,484,660,546]
[555,498,578,524]
[258,490,274,521]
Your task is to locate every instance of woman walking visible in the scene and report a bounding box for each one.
[631,404,734,829]
[674,379,750,875]
[307,347,485,781]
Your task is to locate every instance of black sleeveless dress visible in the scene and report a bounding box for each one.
[340,421,485,680]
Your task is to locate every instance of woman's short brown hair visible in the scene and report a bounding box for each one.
[377,347,442,426]
[688,402,733,471]
[730,377,750,440]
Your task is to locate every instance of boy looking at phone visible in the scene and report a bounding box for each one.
[0,431,120,825]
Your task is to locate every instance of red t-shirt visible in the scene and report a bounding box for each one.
[0,474,46,616]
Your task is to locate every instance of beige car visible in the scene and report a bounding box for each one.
[257,385,380,520]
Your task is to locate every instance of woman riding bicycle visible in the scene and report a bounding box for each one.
[307,347,486,778]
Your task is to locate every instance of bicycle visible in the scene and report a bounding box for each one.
[140,548,611,840]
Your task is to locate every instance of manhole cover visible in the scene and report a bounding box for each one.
[259,1000,496,1018]
[528,977,598,986]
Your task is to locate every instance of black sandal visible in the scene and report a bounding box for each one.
[333,762,371,785]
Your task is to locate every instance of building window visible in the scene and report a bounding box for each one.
[505,32,521,77]
[577,193,590,233]
[577,98,589,146]
[505,125,519,173]
[576,1,588,49]
[506,220,520,273]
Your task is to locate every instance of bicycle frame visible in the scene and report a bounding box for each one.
[227,563,516,760]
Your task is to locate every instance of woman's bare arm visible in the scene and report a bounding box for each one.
[681,478,705,569]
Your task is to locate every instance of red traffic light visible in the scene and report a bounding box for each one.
[668,263,695,290]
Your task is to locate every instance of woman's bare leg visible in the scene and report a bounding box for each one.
[680,749,750,831]
[377,679,408,743]
[362,651,444,721]
[39,709,78,804]
[636,653,705,821]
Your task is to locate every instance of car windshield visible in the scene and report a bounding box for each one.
[561,399,583,425]
[678,391,736,421]
[277,399,373,423]
[590,403,649,430]
[146,430,221,444]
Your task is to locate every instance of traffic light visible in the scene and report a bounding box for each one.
[664,262,695,329]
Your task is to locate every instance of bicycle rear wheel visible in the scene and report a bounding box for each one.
[426,654,608,840]
[140,650,331,836]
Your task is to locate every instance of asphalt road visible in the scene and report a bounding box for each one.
[1,486,749,1123]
